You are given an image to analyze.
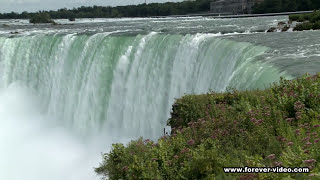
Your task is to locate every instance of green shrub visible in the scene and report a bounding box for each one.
[294,21,320,31]
[289,11,320,23]
[290,11,320,31]
[96,73,320,179]
[29,13,55,24]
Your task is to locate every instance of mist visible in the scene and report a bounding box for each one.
[0,83,104,180]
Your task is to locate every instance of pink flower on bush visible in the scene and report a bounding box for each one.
[180,148,189,154]
[294,101,305,111]
[314,124,320,128]
[276,136,286,142]
[314,139,320,143]
[264,112,271,117]
[287,142,294,146]
[174,155,179,159]
[267,154,276,160]
[303,159,317,164]
[255,119,263,125]
[152,158,158,161]
[187,139,195,146]
[295,112,302,119]
[250,118,257,123]
[273,161,282,166]
[161,136,167,140]
[303,137,310,142]
[286,118,294,123]
[306,142,312,146]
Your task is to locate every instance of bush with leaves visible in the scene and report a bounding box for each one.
[290,11,320,31]
[96,73,320,179]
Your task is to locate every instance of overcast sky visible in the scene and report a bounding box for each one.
[0,0,182,13]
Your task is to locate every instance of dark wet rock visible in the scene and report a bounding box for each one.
[278,21,286,26]
[69,17,76,21]
[51,22,58,26]
[267,27,277,32]
[282,25,290,32]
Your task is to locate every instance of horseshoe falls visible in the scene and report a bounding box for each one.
[0,16,319,179]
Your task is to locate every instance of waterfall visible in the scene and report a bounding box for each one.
[0,32,290,180]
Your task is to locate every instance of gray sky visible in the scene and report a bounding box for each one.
[0,0,182,13]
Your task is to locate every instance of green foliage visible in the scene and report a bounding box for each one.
[96,73,320,179]
[290,11,320,22]
[252,0,320,14]
[294,22,320,31]
[290,11,320,31]
[0,0,211,19]
[29,13,55,24]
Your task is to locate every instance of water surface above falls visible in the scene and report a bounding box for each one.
[0,16,319,180]
[1,16,289,35]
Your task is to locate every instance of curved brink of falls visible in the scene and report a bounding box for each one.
[0,33,291,139]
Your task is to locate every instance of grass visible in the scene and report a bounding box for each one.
[96,73,320,179]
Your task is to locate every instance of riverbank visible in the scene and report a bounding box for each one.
[152,10,315,19]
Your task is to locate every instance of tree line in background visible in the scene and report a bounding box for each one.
[252,0,320,13]
[0,0,319,20]
[0,0,211,19]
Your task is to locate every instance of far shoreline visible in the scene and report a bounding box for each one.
[151,10,315,19]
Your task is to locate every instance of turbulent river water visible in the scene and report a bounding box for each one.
[0,16,319,179]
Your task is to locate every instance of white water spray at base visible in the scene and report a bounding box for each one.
[0,83,105,180]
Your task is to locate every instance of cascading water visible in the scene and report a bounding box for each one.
[0,33,288,136]
[0,24,297,179]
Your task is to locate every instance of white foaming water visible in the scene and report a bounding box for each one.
[0,83,104,180]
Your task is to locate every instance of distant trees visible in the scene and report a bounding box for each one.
[0,0,211,20]
[29,13,55,23]
[252,0,320,13]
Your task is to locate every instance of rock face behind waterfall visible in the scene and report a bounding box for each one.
[96,74,320,180]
